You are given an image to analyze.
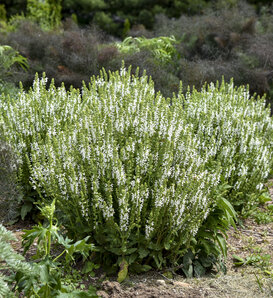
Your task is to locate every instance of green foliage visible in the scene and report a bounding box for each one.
[60,0,210,34]
[93,11,119,34]
[22,199,96,263]
[242,192,273,224]
[0,4,7,22]
[0,205,98,297]
[0,81,18,98]
[27,0,62,30]
[189,185,237,277]
[0,223,37,297]
[0,44,28,99]
[233,253,271,268]
[0,224,28,297]
[0,45,28,73]
[116,36,179,65]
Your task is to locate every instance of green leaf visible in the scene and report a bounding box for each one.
[216,233,227,258]
[108,247,123,255]
[164,241,171,250]
[259,193,272,204]
[20,202,33,220]
[183,251,194,266]
[138,247,149,259]
[232,255,245,266]
[82,261,99,274]
[267,204,273,211]
[218,197,237,226]
[193,260,206,277]
[117,259,128,283]
[199,256,213,268]
[130,263,152,273]
[39,264,50,283]
[124,247,138,255]
[128,253,138,264]
[182,264,193,278]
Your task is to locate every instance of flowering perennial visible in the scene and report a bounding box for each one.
[1,68,272,268]
[0,69,220,258]
[178,81,273,208]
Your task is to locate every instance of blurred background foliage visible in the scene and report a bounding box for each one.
[0,0,272,109]
[1,0,273,34]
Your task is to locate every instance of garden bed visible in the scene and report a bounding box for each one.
[5,210,273,297]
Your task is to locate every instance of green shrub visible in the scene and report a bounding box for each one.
[0,68,222,273]
[0,45,28,74]
[178,80,273,210]
[27,0,62,30]
[116,36,180,65]
[0,44,28,97]
[1,20,104,90]
[1,67,272,276]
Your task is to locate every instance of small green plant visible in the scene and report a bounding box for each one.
[233,250,273,280]
[241,192,273,224]
[22,199,95,264]
[0,45,29,73]
[0,44,28,98]
[116,36,180,64]
[0,201,98,297]
[27,0,62,30]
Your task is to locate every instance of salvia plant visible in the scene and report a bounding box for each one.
[0,65,272,278]
[0,67,222,275]
[177,81,273,210]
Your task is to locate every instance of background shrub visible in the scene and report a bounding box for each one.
[1,1,273,109]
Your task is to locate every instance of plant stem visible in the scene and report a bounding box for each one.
[53,249,66,262]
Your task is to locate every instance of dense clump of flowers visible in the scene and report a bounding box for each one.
[178,81,273,209]
[1,67,273,269]
[0,68,220,266]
